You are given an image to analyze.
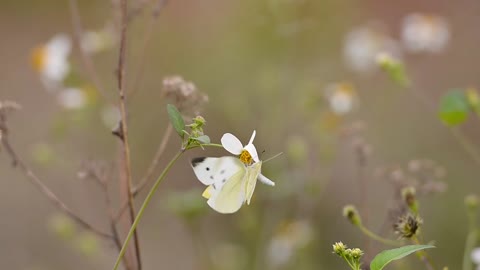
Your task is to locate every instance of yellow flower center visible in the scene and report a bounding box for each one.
[31,46,47,72]
[239,150,253,165]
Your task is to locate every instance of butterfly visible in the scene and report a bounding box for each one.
[191,156,274,214]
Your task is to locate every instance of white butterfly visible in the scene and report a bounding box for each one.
[190,131,275,214]
[191,156,274,214]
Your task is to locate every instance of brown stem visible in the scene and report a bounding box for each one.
[128,0,168,99]
[67,0,109,101]
[114,124,173,221]
[0,118,113,240]
[88,167,133,270]
[116,0,142,269]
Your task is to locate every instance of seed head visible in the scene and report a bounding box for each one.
[394,213,422,238]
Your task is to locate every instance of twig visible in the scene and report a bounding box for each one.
[0,115,113,240]
[112,150,184,270]
[68,0,109,101]
[128,0,168,99]
[87,165,133,270]
[116,0,142,269]
[114,124,173,221]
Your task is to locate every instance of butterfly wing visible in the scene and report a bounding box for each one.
[245,161,262,205]
[207,167,247,214]
[191,157,243,186]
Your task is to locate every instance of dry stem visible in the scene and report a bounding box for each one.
[116,0,142,269]
[0,112,113,240]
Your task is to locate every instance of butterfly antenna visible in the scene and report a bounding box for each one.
[263,152,283,163]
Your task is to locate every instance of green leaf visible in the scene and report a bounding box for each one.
[439,90,469,126]
[166,104,185,138]
[195,135,210,144]
[370,245,435,270]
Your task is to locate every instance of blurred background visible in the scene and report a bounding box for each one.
[1,0,480,269]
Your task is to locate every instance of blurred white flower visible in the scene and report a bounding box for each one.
[31,34,72,88]
[268,220,313,267]
[324,82,357,115]
[472,248,480,266]
[343,24,401,73]
[401,13,450,53]
[81,25,115,54]
[57,88,87,110]
[101,105,121,129]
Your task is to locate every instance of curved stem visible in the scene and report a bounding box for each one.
[357,224,401,246]
[112,151,183,270]
[463,210,478,270]
[412,236,436,270]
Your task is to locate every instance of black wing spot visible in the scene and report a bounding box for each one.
[206,167,210,171]
[210,176,214,180]
[220,170,225,174]
[212,183,217,189]
[222,178,226,183]
[191,157,206,167]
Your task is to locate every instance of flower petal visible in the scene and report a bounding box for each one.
[248,130,256,145]
[244,143,259,162]
[221,133,243,155]
[258,174,275,186]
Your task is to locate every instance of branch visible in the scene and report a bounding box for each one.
[68,0,109,101]
[114,124,173,221]
[128,0,168,99]
[115,0,142,269]
[0,109,113,240]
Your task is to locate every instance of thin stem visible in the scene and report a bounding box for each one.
[0,121,112,240]
[463,210,478,270]
[407,85,480,166]
[67,0,109,101]
[116,0,142,269]
[133,124,173,195]
[412,235,436,270]
[112,150,183,270]
[357,224,401,246]
[114,124,173,221]
[128,0,168,99]
[113,141,223,222]
[450,128,480,165]
[96,174,133,270]
[341,254,356,270]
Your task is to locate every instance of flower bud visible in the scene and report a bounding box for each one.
[332,241,347,255]
[376,52,410,87]
[401,186,418,213]
[343,205,362,226]
[465,194,479,211]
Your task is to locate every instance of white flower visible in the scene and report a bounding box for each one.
[57,88,87,110]
[221,130,260,164]
[401,13,449,53]
[472,248,480,265]
[267,220,313,267]
[325,83,357,115]
[343,24,401,73]
[32,34,72,87]
[221,130,275,186]
[81,25,115,54]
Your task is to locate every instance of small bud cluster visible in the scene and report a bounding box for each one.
[376,52,410,87]
[332,242,364,270]
[162,75,208,117]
